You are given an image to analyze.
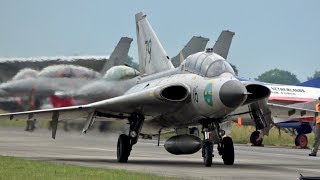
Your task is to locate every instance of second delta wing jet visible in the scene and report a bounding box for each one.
[0,12,271,167]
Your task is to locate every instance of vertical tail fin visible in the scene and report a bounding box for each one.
[135,12,174,75]
[171,36,209,67]
[100,37,133,75]
[212,30,235,60]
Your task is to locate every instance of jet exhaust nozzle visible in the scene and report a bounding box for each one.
[243,84,271,105]
[164,134,202,155]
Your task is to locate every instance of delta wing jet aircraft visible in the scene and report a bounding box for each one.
[0,68,40,111]
[0,37,133,109]
[0,12,271,167]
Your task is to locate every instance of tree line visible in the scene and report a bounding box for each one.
[255,69,320,85]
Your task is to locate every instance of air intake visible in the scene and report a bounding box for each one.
[159,85,189,102]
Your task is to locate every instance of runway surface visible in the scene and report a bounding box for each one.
[0,126,319,180]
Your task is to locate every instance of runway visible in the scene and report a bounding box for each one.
[0,126,319,180]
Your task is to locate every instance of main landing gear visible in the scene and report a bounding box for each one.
[117,113,144,163]
[200,120,234,167]
[249,107,267,146]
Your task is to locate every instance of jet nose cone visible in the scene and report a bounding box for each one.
[219,80,247,108]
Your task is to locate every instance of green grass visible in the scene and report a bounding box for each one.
[0,156,174,180]
[0,119,27,127]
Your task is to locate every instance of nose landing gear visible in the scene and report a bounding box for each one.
[249,106,268,146]
[200,119,234,167]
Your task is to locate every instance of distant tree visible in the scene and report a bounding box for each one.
[124,56,139,70]
[307,70,320,80]
[230,63,238,76]
[255,68,300,85]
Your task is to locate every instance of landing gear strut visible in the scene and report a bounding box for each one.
[200,119,234,167]
[249,107,267,146]
[117,113,144,163]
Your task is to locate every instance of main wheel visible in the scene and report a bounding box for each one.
[221,136,234,165]
[117,134,131,163]
[295,134,308,148]
[202,141,213,167]
[250,131,263,146]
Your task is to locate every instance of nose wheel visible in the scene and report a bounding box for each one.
[221,136,234,165]
[250,130,263,146]
[200,119,235,167]
[202,140,213,167]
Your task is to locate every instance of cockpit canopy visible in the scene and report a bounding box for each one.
[12,68,39,81]
[38,65,100,79]
[181,51,235,77]
[103,65,140,80]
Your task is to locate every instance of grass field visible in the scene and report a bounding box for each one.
[0,156,174,180]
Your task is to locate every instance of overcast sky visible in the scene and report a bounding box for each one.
[0,0,319,81]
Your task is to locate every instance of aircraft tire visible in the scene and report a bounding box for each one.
[202,141,213,167]
[222,136,234,165]
[250,131,263,146]
[295,134,308,148]
[117,134,131,163]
